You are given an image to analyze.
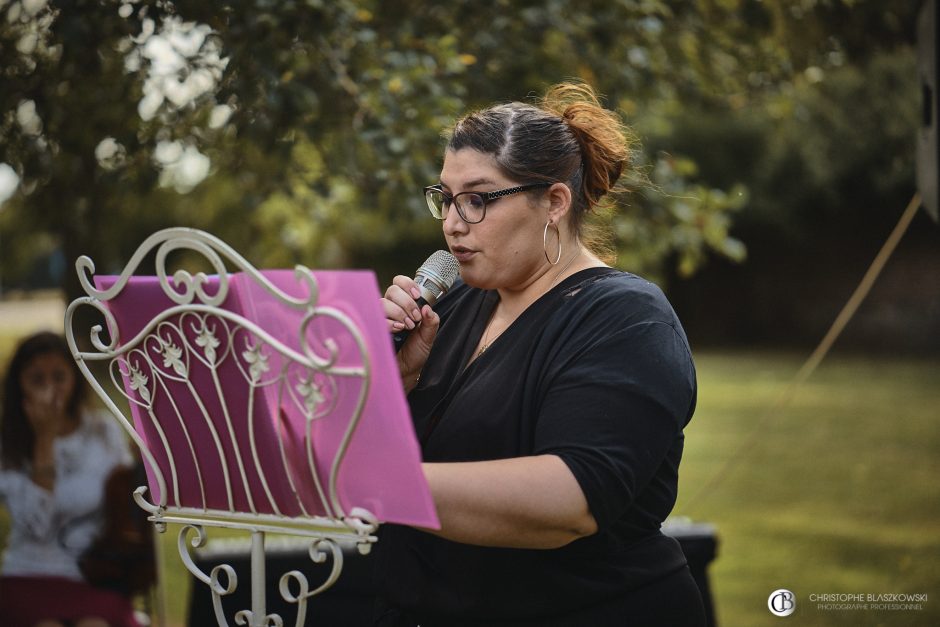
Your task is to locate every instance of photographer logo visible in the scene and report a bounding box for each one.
[769,589,796,617]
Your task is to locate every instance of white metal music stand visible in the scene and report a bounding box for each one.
[64,227,400,627]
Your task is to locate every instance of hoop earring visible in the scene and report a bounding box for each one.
[543,220,562,265]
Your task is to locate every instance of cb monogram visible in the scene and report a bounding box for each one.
[768,588,796,617]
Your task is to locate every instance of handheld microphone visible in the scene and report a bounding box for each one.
[393,250,459,348]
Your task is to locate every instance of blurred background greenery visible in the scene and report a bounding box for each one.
[1,0,938,625]
[2,0,933,346]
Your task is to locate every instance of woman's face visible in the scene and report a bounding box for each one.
[439,148,550,290]
[19,351,77,413]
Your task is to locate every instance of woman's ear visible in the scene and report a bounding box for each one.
[545,182,573,223]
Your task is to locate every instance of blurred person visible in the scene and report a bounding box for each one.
[0,331,141,627]
[376,82,705,626]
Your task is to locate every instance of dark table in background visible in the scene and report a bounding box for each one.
[188,521,719,626]
[187,537,374,627]
[663,519,720,627]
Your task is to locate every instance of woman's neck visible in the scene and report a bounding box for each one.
[495,244,602,318]
[470,245,605,363]
[57,411,81,437]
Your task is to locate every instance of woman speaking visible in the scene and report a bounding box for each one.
[377,82,706,627]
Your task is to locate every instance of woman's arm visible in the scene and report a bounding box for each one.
[421,454,597,549]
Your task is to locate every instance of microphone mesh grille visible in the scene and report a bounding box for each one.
[414,250,460,304]
[422,250,460,286]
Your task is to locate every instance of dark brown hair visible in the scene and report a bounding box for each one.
[1,331,86,470]
[446,82,635,261]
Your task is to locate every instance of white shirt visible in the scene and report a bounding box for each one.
[0,410,133,580]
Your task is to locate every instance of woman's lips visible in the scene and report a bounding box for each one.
[450,246,476,262]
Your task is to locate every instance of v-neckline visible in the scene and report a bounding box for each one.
[460,267,615,371]
[417,267,617,447]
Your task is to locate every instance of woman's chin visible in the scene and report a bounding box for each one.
[458,268,491,290]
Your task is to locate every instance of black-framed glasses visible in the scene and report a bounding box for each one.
[423,182,552,224]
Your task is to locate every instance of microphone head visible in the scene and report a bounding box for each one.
[414,250,459,305]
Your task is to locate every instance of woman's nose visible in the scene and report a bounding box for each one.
[442,204,468,235]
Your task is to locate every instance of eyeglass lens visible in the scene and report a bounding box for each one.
[426,190,486,223]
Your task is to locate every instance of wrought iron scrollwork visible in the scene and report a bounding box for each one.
[65,228,380,627]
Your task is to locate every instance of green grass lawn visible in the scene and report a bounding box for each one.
[2,349,938,626]
[676,350,940,627]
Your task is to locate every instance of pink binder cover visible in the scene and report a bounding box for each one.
[94,270,438,529]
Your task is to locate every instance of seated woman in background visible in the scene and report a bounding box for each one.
[0,331,140,627]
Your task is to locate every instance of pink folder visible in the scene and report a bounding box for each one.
[95,270,438,529]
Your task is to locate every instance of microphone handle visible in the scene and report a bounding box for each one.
[392,296,430,351]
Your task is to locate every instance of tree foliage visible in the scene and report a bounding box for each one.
[0,0,921,298]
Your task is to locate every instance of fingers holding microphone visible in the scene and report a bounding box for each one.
[384,250,458,343]
[383,276,425,333]
[381,250,459,391]
[383,277,441,390]
[405,302,441,353]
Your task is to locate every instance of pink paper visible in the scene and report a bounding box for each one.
[94,270,438,529]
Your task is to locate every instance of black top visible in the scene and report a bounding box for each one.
[374,268,697,625]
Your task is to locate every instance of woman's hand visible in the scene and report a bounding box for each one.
[382,275,441,392]
[22,385,63,489]
[22,384,65,443]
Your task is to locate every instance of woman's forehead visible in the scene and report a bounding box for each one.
[23,352,71,371]
[440,148,505,188]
